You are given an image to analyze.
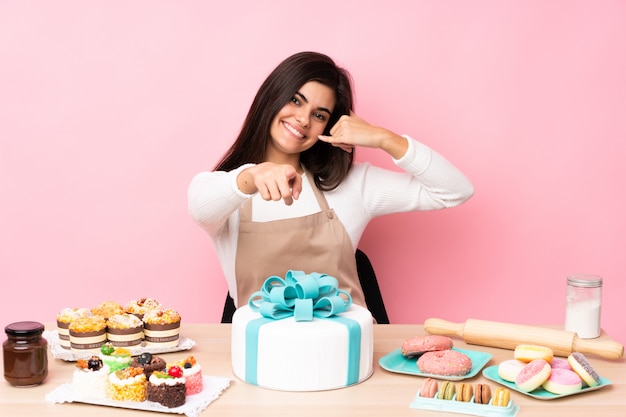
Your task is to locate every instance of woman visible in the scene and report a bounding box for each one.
[188,51,474,312]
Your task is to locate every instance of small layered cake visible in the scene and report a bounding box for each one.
[100,343,132,372]
[147,365,186,408]
[108,367,147,402]
[131,352,166,379]
[173,356,203,395]
[125,298,162,320]
[106,314,144,347]
[57,308,93,349]
[91,301,124,320]
[69,316,107,354]
[72,356,110,400]
[143,309,181,348]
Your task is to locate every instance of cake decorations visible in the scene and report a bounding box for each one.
[130,352,166,378]
[107,367,147,402]
[100,343,132,372]
[172,355,203,395]
[125,298,162,320]
[147,365,186,408]
[72,356,110,400]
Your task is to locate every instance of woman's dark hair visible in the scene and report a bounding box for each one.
[214,51,354,190]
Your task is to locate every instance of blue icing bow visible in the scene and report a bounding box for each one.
[248,270,352,321]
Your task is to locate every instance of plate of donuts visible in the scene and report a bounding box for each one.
[482,365,612,400]
[379,347,493,381]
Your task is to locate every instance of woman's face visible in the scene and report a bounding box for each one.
[267,81,336,162]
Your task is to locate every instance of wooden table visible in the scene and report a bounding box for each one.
[2,323,624,416]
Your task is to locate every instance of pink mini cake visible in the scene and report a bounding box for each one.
[172,355,203,395]
[143,309,181,348]
[57,308,93,349]
[542,368,582,395]
[515,359,551,392]
[106,314,144,347]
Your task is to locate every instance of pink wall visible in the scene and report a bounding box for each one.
[1,1,625,345]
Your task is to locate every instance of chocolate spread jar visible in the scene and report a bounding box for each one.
[3,321,48,387]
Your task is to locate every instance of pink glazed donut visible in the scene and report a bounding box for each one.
[542,368,582,395]
[515,359,551,392]
[417,350,472,376]
[550,357,571,370]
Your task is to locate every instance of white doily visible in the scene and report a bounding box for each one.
[45,375,231,417]
[44,330,196,361]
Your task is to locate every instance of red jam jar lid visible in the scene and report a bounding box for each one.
[5,321,45,337]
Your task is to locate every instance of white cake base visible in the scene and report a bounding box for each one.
[231,304,373,391]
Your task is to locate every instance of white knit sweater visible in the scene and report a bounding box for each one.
[187,136,474,305]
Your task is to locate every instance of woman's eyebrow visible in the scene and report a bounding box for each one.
[295,91,332,115]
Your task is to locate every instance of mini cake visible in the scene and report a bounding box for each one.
[106,314,144,347]
[91,301,125,320]
[147,365,186,408]
[131,352,166,378]
[108,367,147,402]
[72,356,110,400]
[172,355,203,395]
[57,308,93,349]
[69,316,107,354]
[100,343,132,372]
[125,298,162,320]
[143,309,181,348]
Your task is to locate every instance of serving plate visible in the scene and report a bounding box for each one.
[46,375,230,417]
[379,347,493,381]
[44,330,196,361]
[482,366,612,400]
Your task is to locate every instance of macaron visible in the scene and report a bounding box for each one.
[401,335,453,357]
[420,377,438,398]
[514,344,554,363]
[437,381,456,400]
[492,387,511,407]
[568,352,601,387]
[497,359,526,382]
[474,383,491,404]
[515,359,552,392]
[542,368,583,395]
[455,382,473,402]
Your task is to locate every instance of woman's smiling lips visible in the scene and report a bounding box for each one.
[282,121,305,139]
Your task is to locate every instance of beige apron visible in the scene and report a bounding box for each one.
[234,172,365,309]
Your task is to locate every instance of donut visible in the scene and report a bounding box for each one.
[437,381,456,400]
[420,377,438,398]
[492,387,511,407]
[515,359,552,392]
[497,359,526,382]
[514,344,554,363]
[417,350,473,376]
[550,357,571,370]
[401,335,453,357]
[455,382,473,402]
[542,368,582,395]
[568,352,601,387]
[474,383,491,404]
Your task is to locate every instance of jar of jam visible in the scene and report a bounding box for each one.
[3,321,48,387]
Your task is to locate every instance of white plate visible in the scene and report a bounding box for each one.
[44,330,196,361]
[46,375,230,417]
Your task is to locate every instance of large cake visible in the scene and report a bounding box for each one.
[231,271,374,391]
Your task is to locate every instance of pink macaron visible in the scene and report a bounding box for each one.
[515,359,551,392]
[420,377,438,398]
[542,368,582,395]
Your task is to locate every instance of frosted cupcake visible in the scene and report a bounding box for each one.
[125,298,162,320]
[72,356,110,400]
[57,308,93,349]
[69,316,107,354]
[107,367,147,402]
[143,309,181,348]
[106,314,144,347]
[100,343,132,372]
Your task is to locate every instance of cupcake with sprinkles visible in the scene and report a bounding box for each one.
[143,309,181,348]
[172,355,203,395]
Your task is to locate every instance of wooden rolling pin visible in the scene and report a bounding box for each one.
[424,318,624,360]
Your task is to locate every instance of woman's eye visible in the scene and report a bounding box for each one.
[313,112,326,121]
[290,96,300,105]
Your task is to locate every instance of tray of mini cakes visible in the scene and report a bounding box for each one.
[482,344,612,400]
[45,348,231,416]
[47,298,196,361]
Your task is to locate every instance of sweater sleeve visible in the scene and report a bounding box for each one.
[187,164,256,236]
